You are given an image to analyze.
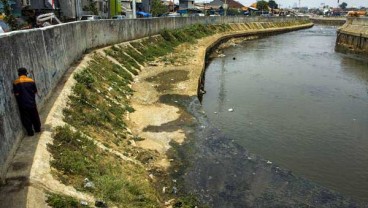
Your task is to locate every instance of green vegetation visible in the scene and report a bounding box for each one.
[63,53,133,146]
[46,193,87,208]
[48,126,159,207]
[150,0,168,17]
[48,22,312,207]
[0,0,18,30]
[256,0,269,11]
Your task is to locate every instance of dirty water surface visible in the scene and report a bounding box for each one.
[198,25,368,206]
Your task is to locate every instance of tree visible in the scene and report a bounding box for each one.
[257,1,269,11]
[0,0,17,30]
[150,0,167,17]
[83,0,98,15]
[268,0,278,9]
[227,8,242,16]
[339,2,347,10]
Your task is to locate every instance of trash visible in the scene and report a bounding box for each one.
[266,160,272,164]
[172,179,177,183]
[84,178,95,189]
[95,200,108,207]
[162,186,167,193]
[108,87,113,91]
[218,54,226,57]
[148,62,158,66]
[172,186,178,194]
[228,108,234,112]
[80,201,88,206]
[84,181,95,189]
[149,174,154,179]
[214,112,217,114]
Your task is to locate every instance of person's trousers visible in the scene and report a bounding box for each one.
[19,107,41,136]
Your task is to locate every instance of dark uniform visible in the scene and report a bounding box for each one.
[13,68,41,136]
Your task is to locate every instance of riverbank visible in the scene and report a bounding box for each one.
[5,20,359,208]
[310,17,346,26]
[335,17,368,56]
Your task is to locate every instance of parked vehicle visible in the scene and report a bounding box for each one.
[112,15,125,20]
[136,11,151,18]
[80,15,101,20]
[0,20,11,34]
[36,13,62,27]
[167,13,180,17]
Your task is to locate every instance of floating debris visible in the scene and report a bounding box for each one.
[218,54,226,57]
[267,160,272,164]
[228,108,234,112]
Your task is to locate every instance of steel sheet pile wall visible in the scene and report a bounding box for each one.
[335,17,368,56]
[0,16,308,180]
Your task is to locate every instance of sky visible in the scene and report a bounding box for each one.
[194,0,368,8]
[237,0,367,8]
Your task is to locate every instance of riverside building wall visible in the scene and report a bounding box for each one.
[0,16,309,181]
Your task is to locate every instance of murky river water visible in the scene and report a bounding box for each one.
[202,25,368,201]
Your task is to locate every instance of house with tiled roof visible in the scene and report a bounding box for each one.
[208,0,244,10]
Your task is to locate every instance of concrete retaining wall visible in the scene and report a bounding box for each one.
[335,17,368,56]
[310,17,346,26]
[0,16,309,181]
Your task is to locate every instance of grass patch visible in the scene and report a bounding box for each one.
[49,126,160,208]
[63,53,133,146]
[46,193,87,208]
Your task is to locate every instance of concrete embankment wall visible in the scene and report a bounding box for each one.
[310,17,346,26]
[335,17,368,56]
[0,16,309,181]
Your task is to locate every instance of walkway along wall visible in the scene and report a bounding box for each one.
[0,16,309,181]
[335,17,368,56]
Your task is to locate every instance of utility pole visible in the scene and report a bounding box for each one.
[132,0,136,18]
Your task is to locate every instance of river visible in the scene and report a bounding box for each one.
[202,25,368,201]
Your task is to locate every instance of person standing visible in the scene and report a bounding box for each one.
[13,68,41,136]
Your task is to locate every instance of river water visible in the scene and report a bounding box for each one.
[202,25,368,201]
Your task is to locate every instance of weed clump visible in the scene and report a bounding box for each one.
[48,126,160,207]
[46,193,84,208]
